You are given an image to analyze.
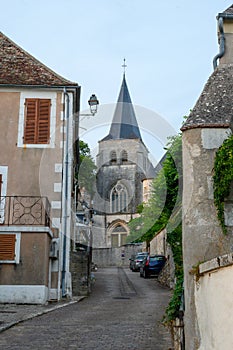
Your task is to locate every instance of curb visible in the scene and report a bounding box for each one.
[0,296,86,333]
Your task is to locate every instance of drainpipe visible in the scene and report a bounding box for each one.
[213,17,225,70]
[62,88,70,297]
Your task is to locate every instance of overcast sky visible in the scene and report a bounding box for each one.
[1,0,232,161]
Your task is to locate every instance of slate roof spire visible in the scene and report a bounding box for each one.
[102,73,142,141]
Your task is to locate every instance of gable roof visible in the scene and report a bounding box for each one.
[223,4,233,14]
[0,32,78,87]
[101,74,142,141]
[181,64,233,131]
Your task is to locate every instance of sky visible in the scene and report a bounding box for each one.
[1,0,232,162]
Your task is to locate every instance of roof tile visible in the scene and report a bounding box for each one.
[181,64,233,131]
[0,32,78,87]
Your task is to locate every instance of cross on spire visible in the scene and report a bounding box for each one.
[122,58,127,75]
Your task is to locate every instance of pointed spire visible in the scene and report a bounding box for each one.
[122,58,127,75]
[102,73,142,141]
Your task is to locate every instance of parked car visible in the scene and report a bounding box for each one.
[129,252,149,271]
[140,255,166,278]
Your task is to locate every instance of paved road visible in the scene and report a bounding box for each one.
[0,267,173,350]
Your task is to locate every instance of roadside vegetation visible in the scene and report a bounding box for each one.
[77,140,96,198]
[127,134,183,322]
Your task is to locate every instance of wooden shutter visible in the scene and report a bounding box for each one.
[0,234,15,261]
[24,99,37,144]
[37,99,50,144]
[24,98,50,144]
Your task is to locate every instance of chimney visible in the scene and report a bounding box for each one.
[213,5,233,69]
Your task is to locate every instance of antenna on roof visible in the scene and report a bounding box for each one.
[122,58,127,75]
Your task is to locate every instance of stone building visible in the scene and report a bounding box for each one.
[181,5,233,349]
[92,74,155,248]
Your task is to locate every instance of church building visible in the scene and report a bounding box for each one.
[92,72,155,248]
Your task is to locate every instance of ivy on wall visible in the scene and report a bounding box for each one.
[127,134,183,322]
[213,133,233,234]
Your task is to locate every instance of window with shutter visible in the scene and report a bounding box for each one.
[0,234,16,261]
[0,174,2,198]
[24,99,51,144]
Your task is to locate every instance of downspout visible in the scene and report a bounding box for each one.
[213,17,225,70]
[62,88,70,297]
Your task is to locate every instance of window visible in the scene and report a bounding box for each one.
[110,183,128,213]
[0,233,21,264]
[121,150,128,163]
[0,166,8,224]
[0,174,2,198]
[18,92,57,148]
[110,150,117,164]
[24,98,51,144]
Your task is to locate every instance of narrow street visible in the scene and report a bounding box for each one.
[0,267,173,350]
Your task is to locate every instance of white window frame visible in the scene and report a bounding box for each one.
[17,91,57,148]
[0,166,8,224]
[0,232,21,264]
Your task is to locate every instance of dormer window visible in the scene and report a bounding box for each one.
[110,150,117,164]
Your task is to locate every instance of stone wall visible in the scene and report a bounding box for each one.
[92,244,145,268]
[70,250,91,296]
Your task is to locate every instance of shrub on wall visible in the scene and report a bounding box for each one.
[213,134,233,234]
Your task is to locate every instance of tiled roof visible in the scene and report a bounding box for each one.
[181,64,233,131]
[223,5,233,14]
[102,74,142,141]
[0,32,78,86]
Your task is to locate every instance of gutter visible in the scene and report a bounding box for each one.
[213,13,233,70]
[61,85,80,298]
[61,88,70,298]
[213,17,225,70]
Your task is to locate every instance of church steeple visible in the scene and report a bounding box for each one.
[102,73,142,141]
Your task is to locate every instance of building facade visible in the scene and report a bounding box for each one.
[0,32,80,303]
[181,5,233,349]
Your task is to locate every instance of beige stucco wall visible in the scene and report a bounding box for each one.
[0,231,51,286]
[0,88,75,300]
[195,263,233,350]
[182,127,233,349]
[0,90,64,224]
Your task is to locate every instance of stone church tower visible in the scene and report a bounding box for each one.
[92,73,155,248]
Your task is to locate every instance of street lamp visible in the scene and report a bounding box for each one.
[80,94,99,117]
[88,94,99,115]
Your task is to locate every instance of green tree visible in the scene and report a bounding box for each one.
[77,140,96,198]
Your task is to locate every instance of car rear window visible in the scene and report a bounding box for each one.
[150,256,165,261]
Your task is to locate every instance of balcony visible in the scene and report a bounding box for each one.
[0,196,51,227]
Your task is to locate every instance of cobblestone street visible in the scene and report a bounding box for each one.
[0,267,173,349]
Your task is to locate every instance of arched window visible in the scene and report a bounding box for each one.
[110,183,128,213]
[121,150,128,163]
[110,150,117,164]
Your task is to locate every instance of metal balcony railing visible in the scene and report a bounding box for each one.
[0,196,51,227]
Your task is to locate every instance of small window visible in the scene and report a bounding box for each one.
[110,150,117,164]
[24,99,51,144]
[0,233,21,264]
[121,150,128,163]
